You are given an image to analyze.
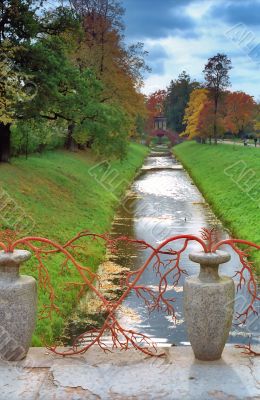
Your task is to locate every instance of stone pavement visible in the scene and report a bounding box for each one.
[0,346,259,399]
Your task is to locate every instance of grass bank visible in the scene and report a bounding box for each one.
[174,141,260,273]
[0,143,149,345]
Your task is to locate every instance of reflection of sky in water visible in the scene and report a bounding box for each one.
[135,171,202,199]
[110,155,259,346]
[144,155,178,168]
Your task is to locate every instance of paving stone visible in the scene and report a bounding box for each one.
[0,346,259,399]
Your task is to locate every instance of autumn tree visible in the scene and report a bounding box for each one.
[67,0,148,137]
[204,53,232,144]
[254,103,260,133]
[69,0,124,75]
[0,0,148,162]
[183,89,210,140]
[183,87,225,142]
[198,97,225,140]
[145,90,167,134]
[164,71,200,133]
[223,91,256,137]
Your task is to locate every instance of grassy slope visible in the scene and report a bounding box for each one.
[174,141,260,272]
[0,143,149,345]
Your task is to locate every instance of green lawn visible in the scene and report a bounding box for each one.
[0,143,149,345]
[174,141,260,273]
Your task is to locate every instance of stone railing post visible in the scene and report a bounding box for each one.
[0,250,37,361]
[184,250,235,361]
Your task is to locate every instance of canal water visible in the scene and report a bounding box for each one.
[107,148,259,347]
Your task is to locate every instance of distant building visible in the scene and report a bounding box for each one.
[150,114,182,146]
[154,116,167,131]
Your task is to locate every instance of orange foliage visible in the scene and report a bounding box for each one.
[145,90,166,133]
[64,10,147,134]
[198,97,225,139]
[223,91,256,135]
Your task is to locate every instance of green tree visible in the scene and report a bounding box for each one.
[0,0,40,161]
[0,1,77,161]
[22,36,130,157]
[164,71,200,134]
[0,0,148,162]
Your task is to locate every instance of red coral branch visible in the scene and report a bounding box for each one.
[235,343,260,356]
[45,234,207,357]
[0,241,7,251]
[213,239,260,325]
[8,236,110,321]
[0,229,259,357]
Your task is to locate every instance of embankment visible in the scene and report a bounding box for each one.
[174,141,260,273]
[0,143,149,344]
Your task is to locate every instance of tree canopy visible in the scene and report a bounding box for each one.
[0,0,148,162]
[164,71,200,133]
[223,92,256,136]
[203,53,232,143]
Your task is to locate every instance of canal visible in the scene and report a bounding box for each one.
[106,147,259,347]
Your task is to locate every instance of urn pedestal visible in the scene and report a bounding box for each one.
[184,251,235,361]
[0,250,37,361]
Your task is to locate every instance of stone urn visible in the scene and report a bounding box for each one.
[184,251,235,361]
[0,250,37,361]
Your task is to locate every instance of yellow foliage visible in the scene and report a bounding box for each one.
[0,41,31,125]
[183,89,209,139]
[61,23,147,134]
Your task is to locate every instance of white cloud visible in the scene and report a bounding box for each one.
[139,1,260,99]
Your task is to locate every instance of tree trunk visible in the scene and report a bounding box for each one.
[0,123,11,163]
[25,131,29,160]
[213,95,218,145]
[213,115,217,145]
[66,123,78,152]
[86,137,94,149]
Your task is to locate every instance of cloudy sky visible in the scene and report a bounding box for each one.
[122,0,260,100]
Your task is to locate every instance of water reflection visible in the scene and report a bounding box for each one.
[110,153,259,346]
